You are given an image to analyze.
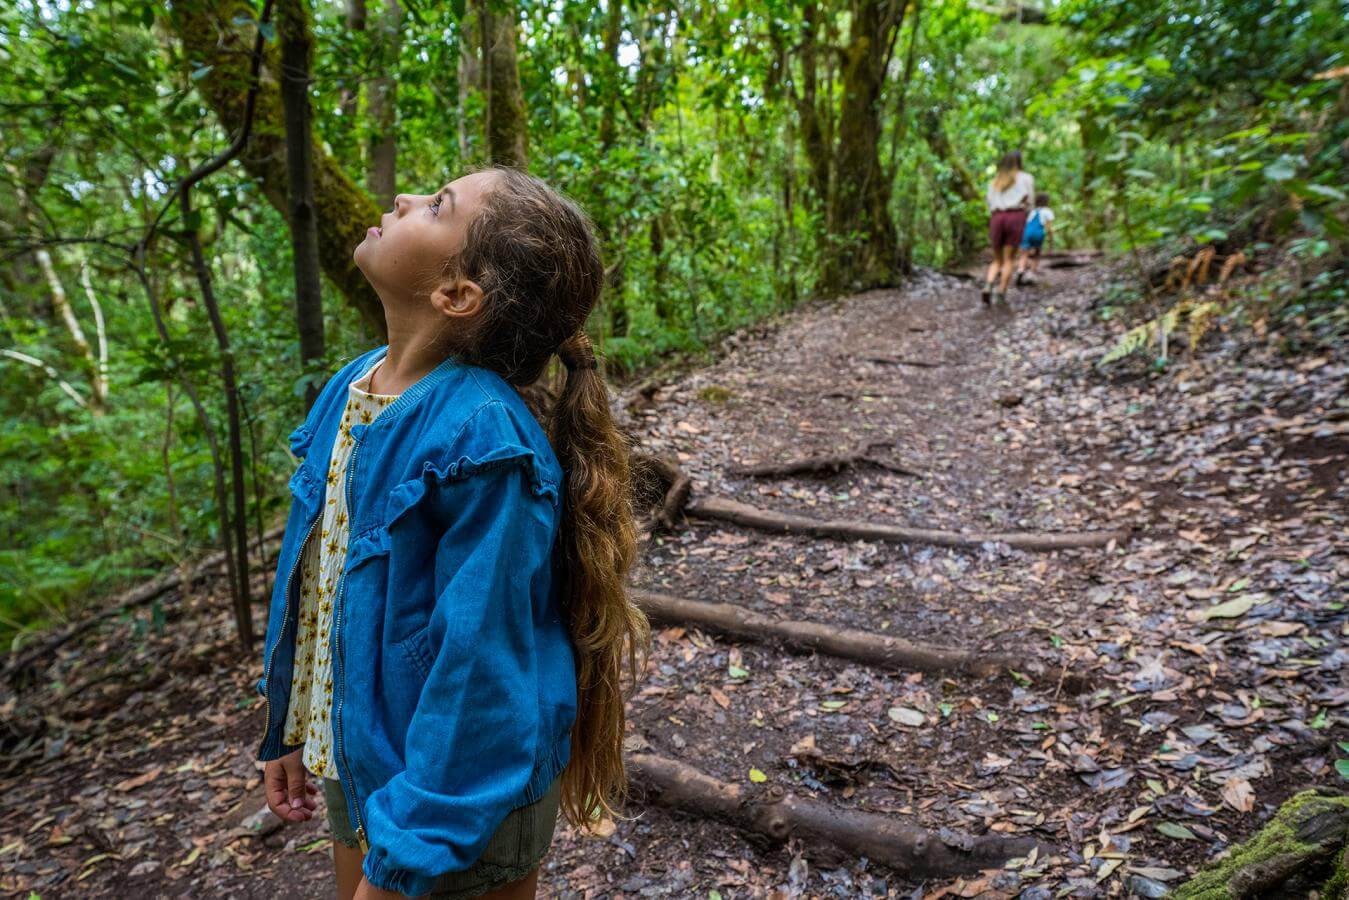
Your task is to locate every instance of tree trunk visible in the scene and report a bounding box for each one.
[338,0,366,121]
[598,0,623,151]
[165,3,386,338]
[796,2,831,220]
[921,107,982,260]
[1080,113,1104,249]
[478,0,528,168]
[458,4,482,162]
[277,0,326,409]
[821,0,906,295]
[367,0,401,210]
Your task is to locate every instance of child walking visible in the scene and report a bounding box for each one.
[1015,192,1055,285]
[255,166,651,900]
[982,150,1035,306]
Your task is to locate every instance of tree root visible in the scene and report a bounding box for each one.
[864,355,943,368]
[634,590,1014,677]
[687,496,1131,552]
[631,452,691,531]
[627,752,1046,876]
[729,447,920,479]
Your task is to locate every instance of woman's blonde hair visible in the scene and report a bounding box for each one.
[441,165,650,831]
[992,149,1024,192]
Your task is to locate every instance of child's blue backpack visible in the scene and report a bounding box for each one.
[1023,209,1045,243]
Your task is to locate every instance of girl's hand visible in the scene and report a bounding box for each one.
[264,749,319,823]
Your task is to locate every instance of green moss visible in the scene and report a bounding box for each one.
[1174,790,1349,899]
[698,385,734,404]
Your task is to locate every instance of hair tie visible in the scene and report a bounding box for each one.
[558,332,597,372]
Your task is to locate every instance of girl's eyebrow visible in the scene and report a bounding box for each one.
[437,184,457,217]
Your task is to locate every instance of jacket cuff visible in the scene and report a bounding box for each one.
[362,850,433,898]
[255,676,267,698]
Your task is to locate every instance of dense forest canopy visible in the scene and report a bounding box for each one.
[1,0,1345,641]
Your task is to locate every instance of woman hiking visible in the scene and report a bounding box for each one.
[982,150,1035,306]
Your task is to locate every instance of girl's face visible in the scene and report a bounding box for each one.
[353,170,497,306]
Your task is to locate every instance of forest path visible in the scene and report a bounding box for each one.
[1,261,1344,899]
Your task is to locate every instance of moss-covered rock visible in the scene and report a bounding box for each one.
[1174,789,1349,899]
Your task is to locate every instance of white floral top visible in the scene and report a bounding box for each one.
[284,356,400,778]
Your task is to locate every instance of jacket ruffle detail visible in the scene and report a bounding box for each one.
[346,444,560,567]
[288,422,314,461]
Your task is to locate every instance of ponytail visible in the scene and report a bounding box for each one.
[550,331,650,829]
[440,166,652,829]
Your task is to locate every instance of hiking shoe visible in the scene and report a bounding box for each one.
[993,291,1008,306]
[1015,271,1025,286]
[981,284,992,305]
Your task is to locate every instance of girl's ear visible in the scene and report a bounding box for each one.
[430,277,485,320]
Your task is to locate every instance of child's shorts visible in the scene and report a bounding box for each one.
[323,775,563,899]
[1020,235,1044,253]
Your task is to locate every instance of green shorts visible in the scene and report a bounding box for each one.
[322,776,563,899]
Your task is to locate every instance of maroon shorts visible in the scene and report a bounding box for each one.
[989,208,1027,251]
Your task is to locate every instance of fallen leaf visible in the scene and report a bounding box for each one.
[113,767,163,792]
[888,706,926,727]
[1155,822,1198,840]
[1221,778,1255,813]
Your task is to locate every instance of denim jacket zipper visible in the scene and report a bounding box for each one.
[334,429,370,854]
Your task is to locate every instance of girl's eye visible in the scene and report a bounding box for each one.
[428,195,443,217]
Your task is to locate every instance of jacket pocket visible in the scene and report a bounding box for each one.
[396,622,434,681]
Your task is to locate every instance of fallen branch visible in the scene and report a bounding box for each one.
[627,752,1045,876]
[687,496,1130,552]
[634,590,1013,677]
[865,355,942,368]
[730,449,920,480]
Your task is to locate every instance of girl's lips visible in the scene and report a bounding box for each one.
[367,226,381,238]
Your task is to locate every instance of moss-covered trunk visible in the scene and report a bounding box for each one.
[165,3,386,339]
[1175,789,1349,899]
[276,0,326,408]
[479,0,528,169]
[821,0,905,296]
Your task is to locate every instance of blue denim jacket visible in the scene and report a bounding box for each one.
[255,344,577,896]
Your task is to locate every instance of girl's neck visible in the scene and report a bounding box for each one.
[372,327,455,396]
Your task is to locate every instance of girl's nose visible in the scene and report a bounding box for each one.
[393,193,413,216]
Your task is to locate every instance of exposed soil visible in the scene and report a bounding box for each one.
[1,261,1344,899]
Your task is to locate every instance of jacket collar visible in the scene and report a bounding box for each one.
[357,345,465,425]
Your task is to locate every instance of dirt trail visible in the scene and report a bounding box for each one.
[1,262,1344,899]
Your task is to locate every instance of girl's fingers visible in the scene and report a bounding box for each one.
[264,765,291,818]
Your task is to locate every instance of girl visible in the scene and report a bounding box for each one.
[982,150,1035,306]
[1015,192,1055,285]
[254,167,652,900]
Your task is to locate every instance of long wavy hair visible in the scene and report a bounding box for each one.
[439,165,650,830]
[992,149,1024,192]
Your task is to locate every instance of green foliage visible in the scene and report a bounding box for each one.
[1,0,1345,638]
